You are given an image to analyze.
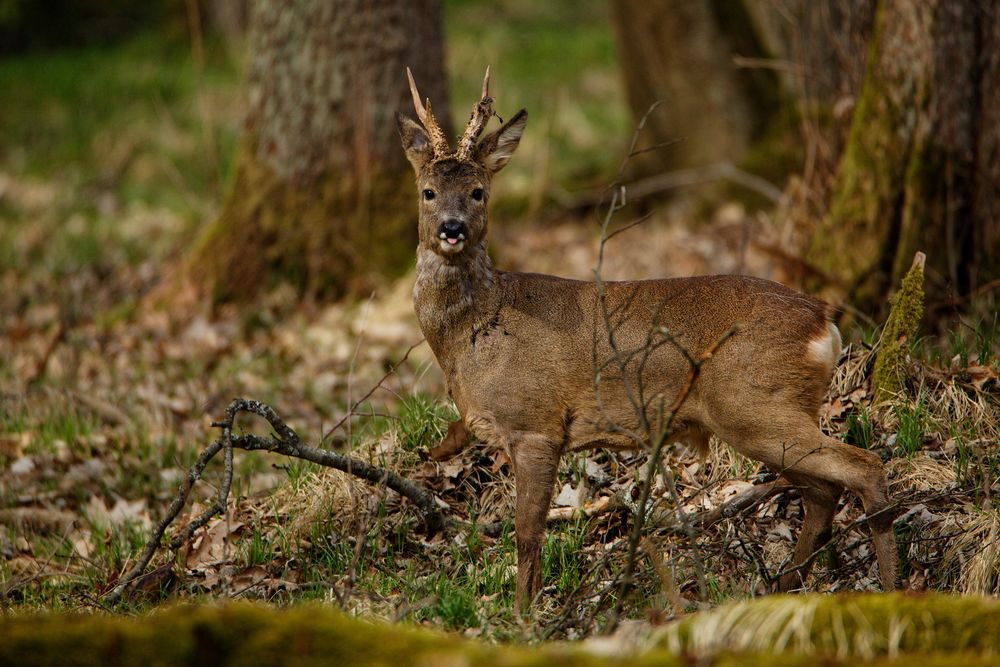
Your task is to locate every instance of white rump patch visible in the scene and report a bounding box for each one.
[806,322,842,369]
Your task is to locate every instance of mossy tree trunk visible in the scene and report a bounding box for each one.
[745,0,876,196]
[807,0,1000,313]
[187,0,449,302]
[609,0,784,177]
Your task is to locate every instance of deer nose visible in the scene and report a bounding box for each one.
[438,219,468,240]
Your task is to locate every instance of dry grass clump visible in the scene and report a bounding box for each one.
[660,592,1000,660]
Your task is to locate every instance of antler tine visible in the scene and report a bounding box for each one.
[406,67,450,156]
[457,66,495,160]
[481,65,491,100]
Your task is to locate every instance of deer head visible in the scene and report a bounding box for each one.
[396,68,527,259]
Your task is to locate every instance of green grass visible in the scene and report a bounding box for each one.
[844,403,875,449]
[2,399,98,457]
[0,30,241,279]
[446,0,628,193]
[542,517,588,595]
[0,31,237,177]
[893,395,928,458]
[397,394,459,452]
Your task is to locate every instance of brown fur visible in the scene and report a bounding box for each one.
[397,72,898,612]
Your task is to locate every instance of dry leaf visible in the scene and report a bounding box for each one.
[553,483,586,508]
[428,420,469,461]
[185,515,244,570]
[0,432,31,459]
[964,365,997,391]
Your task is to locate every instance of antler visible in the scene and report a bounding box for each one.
[456,67,494,160]
[406,67,450,156]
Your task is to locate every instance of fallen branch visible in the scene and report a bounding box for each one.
[546,495,618,523]
[694,476,796,528]
[105,397,445,603]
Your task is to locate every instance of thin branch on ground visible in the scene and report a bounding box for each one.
[105,396,445,603]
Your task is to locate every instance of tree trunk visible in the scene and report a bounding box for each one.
[807,0,1000,312]
[187,0,448,302]
[609,0,783,177]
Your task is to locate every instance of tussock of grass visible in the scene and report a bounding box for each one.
[661,593,1000,660]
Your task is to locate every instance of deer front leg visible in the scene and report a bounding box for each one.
[511,436,560,614]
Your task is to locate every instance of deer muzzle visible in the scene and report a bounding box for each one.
[437,219,469,253]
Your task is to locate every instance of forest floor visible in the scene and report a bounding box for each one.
[2,0,999,646]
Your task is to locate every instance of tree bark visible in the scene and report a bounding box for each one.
[186,0,449,302]
[807,0,1000,312]
[609,0,783,177]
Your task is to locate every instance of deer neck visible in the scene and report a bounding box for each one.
[413,240,501,358]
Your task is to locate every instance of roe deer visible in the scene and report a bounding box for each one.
[396,68,898,612]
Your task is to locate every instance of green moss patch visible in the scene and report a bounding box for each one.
[873,255,925,401]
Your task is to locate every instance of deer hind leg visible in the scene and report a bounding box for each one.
[510,434,561,614]
[777,477,841,592]
[720,419,898,591]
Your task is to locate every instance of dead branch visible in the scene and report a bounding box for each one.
[546,495,619,523]
[608,324,740,628]
[105,397,445,603]
[695,476,796,528]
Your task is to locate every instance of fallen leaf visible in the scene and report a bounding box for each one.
[964,365,997,391]
[820,396,847,421]
[554,483,586,508]
[428,420,469,461]
[8,555,41,577]
[767,522,794,543]
[0,432,31,459]
[231,565,268,593]
[9,456,35,475]
[123,564,177,603]
[0,507,76,533]
[185,514,244,569]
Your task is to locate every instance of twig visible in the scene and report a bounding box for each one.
[607,325,739,630]
[695,476,796,528]
[25,319,67,387]
[546,495,619,523]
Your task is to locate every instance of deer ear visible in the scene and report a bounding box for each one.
[396,112,432,172]
[477,109,527,173]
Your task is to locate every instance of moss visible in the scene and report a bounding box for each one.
[6,596,1000,666]
[873,255,925,401]
[806,2,907,306]
[6,597,1000,666]
[0,602,683,667]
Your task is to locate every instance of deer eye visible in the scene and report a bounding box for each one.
[422,189,436,201]
[471,188,484,201]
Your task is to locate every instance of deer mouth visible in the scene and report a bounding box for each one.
[437,221,468,254]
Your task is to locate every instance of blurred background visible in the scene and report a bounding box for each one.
[2,0,998,626]
[3,0,996,322]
